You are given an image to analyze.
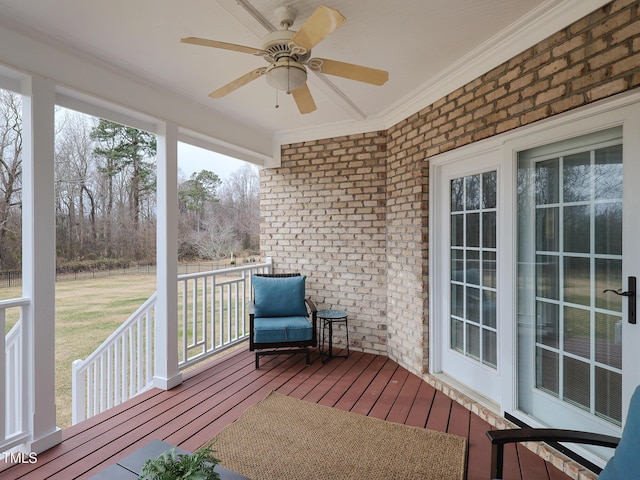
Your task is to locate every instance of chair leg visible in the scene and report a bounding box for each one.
[255,352,260,369]
[305,347,310,365]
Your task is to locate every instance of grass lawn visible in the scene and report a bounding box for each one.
[2,274,157,429]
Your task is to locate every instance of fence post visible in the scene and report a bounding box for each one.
[71,359,86,425]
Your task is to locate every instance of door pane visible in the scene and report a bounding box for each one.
[564,357,590,410]
[536,347,559,395]
[563,306,590,359]
[536,207,559,251]
[450,172,498,369]
[517,131,623,431]
[563,152,591,202]
[537,301,559,348]
[535,160,559,204]
[596,368,622,423]
[595,203,622,255]
[564,206,590,253]
[564,257,590,306]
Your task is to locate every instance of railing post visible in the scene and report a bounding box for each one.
[71,359,86,424]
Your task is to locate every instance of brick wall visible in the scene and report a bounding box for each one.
[261,0,640,376]
[384,113,430,372]
[260,132,388,353]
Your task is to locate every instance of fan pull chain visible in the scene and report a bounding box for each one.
[275,88,279,109]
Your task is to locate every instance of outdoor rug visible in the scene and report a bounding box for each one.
[211,391,467,480]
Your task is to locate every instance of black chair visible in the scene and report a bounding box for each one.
[486,385,640,479]
[249,273,317,369]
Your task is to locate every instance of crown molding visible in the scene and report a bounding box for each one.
[273,0,612,151]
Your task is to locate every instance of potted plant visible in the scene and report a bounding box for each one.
[139,445,221,480]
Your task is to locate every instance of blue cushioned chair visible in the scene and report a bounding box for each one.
[249,273,317,369]
[486,385,640,479]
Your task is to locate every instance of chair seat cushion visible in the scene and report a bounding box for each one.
[252,275,307,318]
[253,316,313,344]
[599,385,640,479]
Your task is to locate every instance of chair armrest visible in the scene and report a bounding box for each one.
[486,428,620,447]
[305,298,317,314]
[304,299,317,345]
[486,428,619,479]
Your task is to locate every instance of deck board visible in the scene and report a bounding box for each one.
[1,348,576,480]
[519,444,552,480]
[468,413,493,480]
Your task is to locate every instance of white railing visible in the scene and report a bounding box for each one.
[1,298,30,452]
[72,259,272,424]
[177,260,272,369]
[72,293,157,424]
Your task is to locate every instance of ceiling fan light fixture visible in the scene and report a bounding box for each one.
[266,59,307,93]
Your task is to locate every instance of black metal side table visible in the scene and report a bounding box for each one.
[317,309,349,363]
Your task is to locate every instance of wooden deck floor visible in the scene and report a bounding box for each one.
[2,347,574,480]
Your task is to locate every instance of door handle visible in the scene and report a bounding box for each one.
[603,276,636,324]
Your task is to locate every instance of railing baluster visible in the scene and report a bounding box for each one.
[136,318,143,391]
[107,346,112,410]
[145,309,153,385]
[120,335,126,404]
[114,336,121,408]
[180,279,187,363]
[203,275,208,355]
[191,277,198,349]
[228,283,232,344]
[213,281,218,349]
[219,285,225,346]
[99,353,105,413]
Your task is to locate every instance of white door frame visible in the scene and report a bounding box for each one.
[429,91,640,437]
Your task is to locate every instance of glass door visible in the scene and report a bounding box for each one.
[516,127,627,457]
[437,151,503,403]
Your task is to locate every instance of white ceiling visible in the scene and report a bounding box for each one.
[0,0,611,154]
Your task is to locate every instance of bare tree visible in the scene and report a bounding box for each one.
[218,164,260,251]
[0,90,22,270]
[55,110,100,259]
[193,216,238,260]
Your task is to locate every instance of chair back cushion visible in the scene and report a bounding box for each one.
[599,385,640,479]
[252,275,307,318]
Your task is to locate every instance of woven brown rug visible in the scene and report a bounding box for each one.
[211,391,467,480]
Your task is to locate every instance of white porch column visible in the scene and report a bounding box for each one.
[21,75,62,452]
[153,121,182,389]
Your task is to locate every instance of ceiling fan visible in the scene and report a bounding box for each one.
[181,4,389,114]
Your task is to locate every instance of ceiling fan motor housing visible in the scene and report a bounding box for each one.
[261,30,310,63]
[261,29,310,92]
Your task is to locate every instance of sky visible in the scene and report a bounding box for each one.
[177,142,256,182]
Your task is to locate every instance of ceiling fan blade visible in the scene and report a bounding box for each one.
[181,37,267,56]
[290,6,345,52]
[291,84,317,114]
[209,68,267,98]
[310,58,389,86]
